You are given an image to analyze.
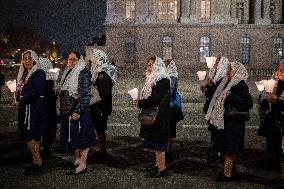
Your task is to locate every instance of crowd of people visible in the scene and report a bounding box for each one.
[1,47,284,183]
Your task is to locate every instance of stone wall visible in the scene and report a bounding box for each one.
[102,24,284,72]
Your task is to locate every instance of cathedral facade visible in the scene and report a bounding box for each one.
[99,0,284,74]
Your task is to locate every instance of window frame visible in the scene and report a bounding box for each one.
[200,0,211,23]
[272,36,283,64]
[125,36,136,64]
[239,36,251,64]
[157,0,178,22]
[162,36,173,60]
[199,36,210,63]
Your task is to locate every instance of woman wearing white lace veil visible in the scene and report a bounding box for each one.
[85,48,117,162]
[58,51,96,175]
[136,56,171,178]
[164,59,183,163]
[15,50,48,175]
[206,61,252,182]
[38,58,57,159]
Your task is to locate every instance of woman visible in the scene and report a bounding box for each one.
[136,56,171,178]
[85,48,116,162]
[58,51,96,175]
[206,61,253,182]
[202,57,228,162]
[15,50,48,175]
[164,59,183,163]
[263,60,284,183]
[38,58,57,159]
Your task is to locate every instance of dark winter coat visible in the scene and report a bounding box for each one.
[218,80,253,154]
[90,71,113,130]
[18,69,48,141]
[138,78,171,143]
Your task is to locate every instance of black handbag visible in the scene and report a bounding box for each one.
[138,91,169,126]
[224,104,250,121]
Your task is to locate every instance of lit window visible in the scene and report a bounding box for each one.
[157,0,177,21]
[236,1,244,24]
[125,37,136,63]
[126,0,135,19]
[200,36,210,62]
[163,36,172,60]
[201,0,210,22]
[239,36,250,64]
[272,37,283,64]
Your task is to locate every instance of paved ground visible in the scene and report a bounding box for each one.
[0,71,283,188]
[0,101,283,189]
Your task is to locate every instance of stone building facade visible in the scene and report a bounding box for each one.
[97,0,284,74]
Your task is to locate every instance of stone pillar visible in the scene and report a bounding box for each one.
[231,0,237,18]
[105,0,124,24]
[145,0,156,23]
[255,0,271,24]
[243,0,250,23]
[212,0,238,24]
[180,0,191,23]
[188,0,199,23]
[274,0,283,24]
[136,0,148,23]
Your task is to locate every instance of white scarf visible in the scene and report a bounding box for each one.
[17,50,40,85]
[166,60,178,78]
[212,57,230,83]
[38,57,53,80]
[205,62,249,130]
[90,48,117,83]
[140,56,169,100]
[61,56,86,99]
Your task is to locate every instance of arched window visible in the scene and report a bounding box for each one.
[200,36,210,62]
[272,36,283,64]
[200,0,211,22]
[239,36,250,64]
[126,0,135,19]
[125,37,136,63]
[163,36,172,60]
[157,0,178,21]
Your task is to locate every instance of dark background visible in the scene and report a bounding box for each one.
[0,0,106,55]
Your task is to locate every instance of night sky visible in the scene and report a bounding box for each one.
[0,0,106,55]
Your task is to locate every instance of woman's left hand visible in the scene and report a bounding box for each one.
[71,112,80,120]
[267,93,277,103]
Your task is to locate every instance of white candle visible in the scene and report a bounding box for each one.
[263,79,277,93]
[206,57,217,69]
[128,88,139,100]
[255,81,264,91]
[49,68,60,81]
[197,71,207,81]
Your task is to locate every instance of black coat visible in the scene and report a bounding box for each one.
[219,80,253,154]
[138,78,171,143]
[94,71,113,116]
[18,69,48,141]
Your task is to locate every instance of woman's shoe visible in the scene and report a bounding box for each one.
[66,168,87,175]
[214,173,236,182]
[24,164,42,176]
[146,169,168,178]
[146,165,158,173]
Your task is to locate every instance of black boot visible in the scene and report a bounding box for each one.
[24,164,42,176]
[165,152,174,164]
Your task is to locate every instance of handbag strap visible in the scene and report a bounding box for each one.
[156,90,170,109]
